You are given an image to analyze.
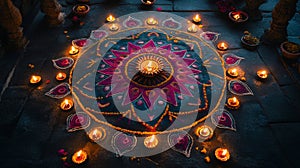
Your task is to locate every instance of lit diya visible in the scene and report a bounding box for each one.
[109,24,119,31]
[88,127,106,142]
[227,96,240,109]
[72,150,87,164]
[187,24,198,33]
[229,11,248,23]
[195,125,213,140]
[141,0,156,5]
[215,148,230,162]
[73,4,90,16]
[144,135,158,148]
[30,75,42,84]
[56,72,66,81]
[106,15,115,22]
[137,56,163,75]
[69,46,79,55]
[146,17,158,25]
[226,67,238,78]
[60,98,74,111]
[257,69,268,79]
[217,41,228,51]
[193,14,201,23]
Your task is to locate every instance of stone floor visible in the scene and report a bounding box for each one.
[1,0,300,168]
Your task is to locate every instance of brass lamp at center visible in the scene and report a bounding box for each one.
[137,56,163,75]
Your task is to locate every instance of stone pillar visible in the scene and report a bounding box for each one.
[0,0,27,49]
[262,0,299,44]
[40,0,64,26]
[245,0,265,20]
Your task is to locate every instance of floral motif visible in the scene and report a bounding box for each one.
[72,38,91,48]
[228,80,253,96]
[45,83,71,99]
[111,132,137,157]
[123,16,142,28]
[90,30,108,40]
[52,57,74,69]
[168,131,193,157]
[211,109,236,131]
[200,31,220,42]
[162,17,182,29]
[66,112,91,132]
[222,53,244,66]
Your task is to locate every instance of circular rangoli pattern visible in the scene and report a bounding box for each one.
[71,11,226,157]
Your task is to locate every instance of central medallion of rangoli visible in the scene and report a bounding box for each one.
[95,32,210,133]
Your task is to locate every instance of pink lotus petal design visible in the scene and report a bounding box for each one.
[211,109,236,131]
[222,53,244,66]
[66,112,91,132]
[72,38,91,48]
[200,31,220,42]
[123,16,142,28]
[162,17,182,29]
[90,30,108,40]
[45,83,71,99]
[52,57,74,69]
[168,131,193,157]
[111,132,137,157]
[228,80,253,96]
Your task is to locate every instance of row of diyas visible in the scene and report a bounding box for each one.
[217,31,268,111]
[195,125,230,162]
[227,67,268,79]
[71,148,230,164]
[29,72,68,83]
[72,0,158,18]
[225,68,268,110]
[70,134,159,164]
[71,129,230,164]
[105,14,203,33]
[29,72,67,85]
[29,44,78,86]
[29,74,72,111]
